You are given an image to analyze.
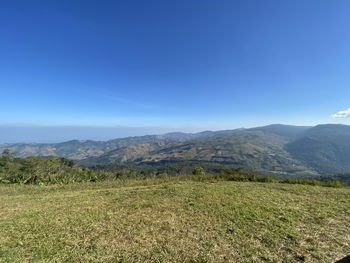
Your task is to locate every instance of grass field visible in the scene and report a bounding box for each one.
[0,178,349,262]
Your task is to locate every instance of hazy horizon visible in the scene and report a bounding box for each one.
[1,122,348,144]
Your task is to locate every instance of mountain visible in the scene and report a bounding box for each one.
[0,134,180,160]
[81,129,314,176]
[0,130,242,160]
[285,124,350,173]
[2,124,350,176]
[250,124,311,140]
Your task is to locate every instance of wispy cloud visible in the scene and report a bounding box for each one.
[332,108,350,118]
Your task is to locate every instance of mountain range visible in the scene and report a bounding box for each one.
[1,124,350,176]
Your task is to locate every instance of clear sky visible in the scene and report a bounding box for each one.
[1,0,350,142]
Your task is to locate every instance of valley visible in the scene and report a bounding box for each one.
[3,124,350,178]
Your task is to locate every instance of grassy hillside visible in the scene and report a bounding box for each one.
[0,178,349,262]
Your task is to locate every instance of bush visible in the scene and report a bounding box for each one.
[192,165,205,175]
[0,156,115,185]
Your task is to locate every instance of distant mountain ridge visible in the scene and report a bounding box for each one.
[286,124,350,174]
[1,124,350,176]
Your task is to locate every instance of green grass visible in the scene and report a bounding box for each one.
[0,178,349,262]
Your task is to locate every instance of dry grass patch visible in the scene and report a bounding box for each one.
[0,180,349,262]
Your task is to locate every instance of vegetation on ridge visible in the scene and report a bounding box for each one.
[0,151,346,188]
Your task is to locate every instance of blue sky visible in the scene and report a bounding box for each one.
[1,0,350,142]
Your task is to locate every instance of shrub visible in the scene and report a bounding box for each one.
[192,165,205,175]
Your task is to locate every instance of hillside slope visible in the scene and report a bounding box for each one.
[3,124,350,175]
[82,129,315,176]
[0,179,349,262]
[286,124,350,173]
